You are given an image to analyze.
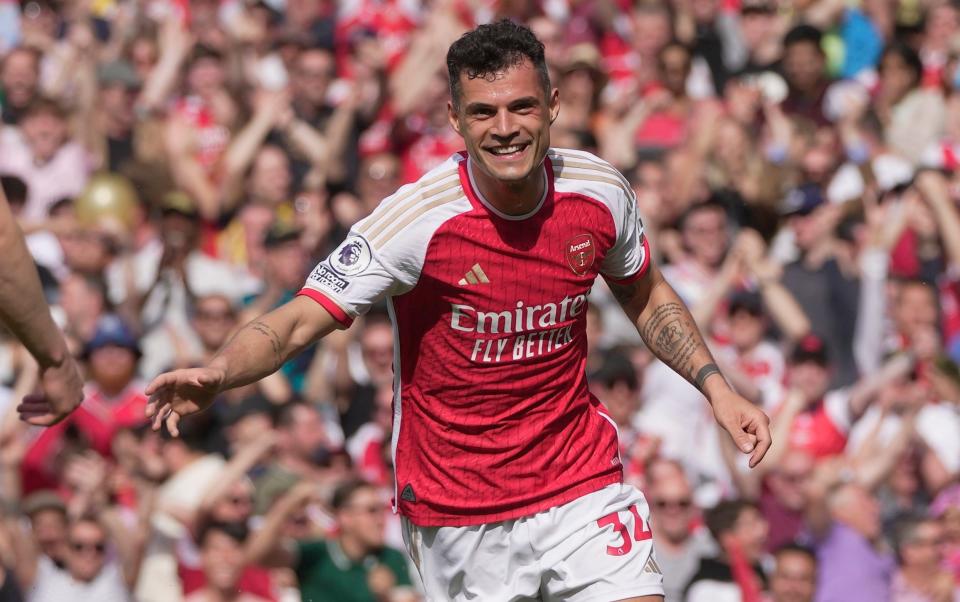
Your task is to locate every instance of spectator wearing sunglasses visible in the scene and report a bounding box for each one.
[28,516,131,602]
[648,465,716,602]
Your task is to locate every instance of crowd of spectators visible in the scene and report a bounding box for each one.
[2,0,960,601]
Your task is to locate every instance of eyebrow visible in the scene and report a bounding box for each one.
[464,96,541,113]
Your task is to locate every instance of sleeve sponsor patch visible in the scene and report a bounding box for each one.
[308,265,349,294]
[329,235,372,276]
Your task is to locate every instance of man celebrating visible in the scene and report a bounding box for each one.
[147,21,770,601]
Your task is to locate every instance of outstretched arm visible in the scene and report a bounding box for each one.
[146,296,343,435]
[0,189,84,426]
[608,264,772,467]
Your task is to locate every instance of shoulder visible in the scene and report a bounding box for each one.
[352,156,471,256]
[548,148,633,201]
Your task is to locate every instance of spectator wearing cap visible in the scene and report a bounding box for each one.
[769,544,817,602]
[647,467,716,602]
[890,515,960,601]
[19,314,147,493]
[684,499,769,602]
[0,97,92,221]
[91,60,143,173]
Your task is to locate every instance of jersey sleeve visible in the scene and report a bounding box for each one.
[298,159,469,326]
[600,186,651,284]
[297,230,416,327]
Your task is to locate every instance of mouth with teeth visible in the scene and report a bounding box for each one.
[484,142,531,160]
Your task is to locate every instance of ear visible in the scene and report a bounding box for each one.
[448,101,463,137]
[548,87,560,124]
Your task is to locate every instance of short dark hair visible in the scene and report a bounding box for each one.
[880,42,923,87]
[331,478,376,511]
[774,543,816,564]
[197,520,249,547]
[704,499,759,543]
[783,24,824,52]
[892,514,935,561]
[446,20,550,111]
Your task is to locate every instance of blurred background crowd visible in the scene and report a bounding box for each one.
[1,0,960,601]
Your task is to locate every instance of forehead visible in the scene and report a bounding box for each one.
[458,59,545,106]
[778,551,815,571]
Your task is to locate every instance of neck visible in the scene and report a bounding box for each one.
[97,381,130,399]
[902,564,938,586]
[338,533,368,562]
[470,158,545,216]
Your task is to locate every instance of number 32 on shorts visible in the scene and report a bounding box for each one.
[597,504,652,556]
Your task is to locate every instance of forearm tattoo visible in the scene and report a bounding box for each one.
[250,320,283,371]
[638,302,712,388]
[695,364,721,390]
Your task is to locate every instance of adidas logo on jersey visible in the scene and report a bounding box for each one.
[458,263,490,286]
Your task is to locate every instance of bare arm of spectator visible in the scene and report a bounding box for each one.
[597,90,669,171]
[278,107,330,175]
[715,353,763,406]
[215,89,291,213]
[244,481,317,568]
[689,231,749,328]
[164,115,224,221]
[749,258,812,342]
[846,353,915,421]
[915,170,960,270]
[854,193,904,375]
[389,7,465,117]
[257,371,293,405]
[321,87,363,185]
[3,513,40,590]
[138,17,195,114]
[0,190,84,426]
[802,0,848,31]
[196,431,276,522]
[854,401,919,492]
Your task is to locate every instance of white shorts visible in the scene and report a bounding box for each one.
[401,483,665,602]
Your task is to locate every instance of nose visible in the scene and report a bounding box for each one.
[490,109,518,140]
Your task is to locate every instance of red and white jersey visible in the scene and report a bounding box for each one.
[298,148,651,526]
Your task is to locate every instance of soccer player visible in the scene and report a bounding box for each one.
[146,21,771,601]
[0,187,83,426]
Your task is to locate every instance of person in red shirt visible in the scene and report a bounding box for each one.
[780,335,851,460]
[22,314,147,493]
[146,21,770,602]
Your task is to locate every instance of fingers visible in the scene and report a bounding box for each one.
[165,411,181,438]
[151,404,169,432]
[748,418,773,469]
[144,372,176,396]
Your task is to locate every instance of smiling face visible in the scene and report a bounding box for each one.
[448,58,559,186]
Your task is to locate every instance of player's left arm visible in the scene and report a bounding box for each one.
[607,264,772,467]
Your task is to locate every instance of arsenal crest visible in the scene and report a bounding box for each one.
[565,234,595,275]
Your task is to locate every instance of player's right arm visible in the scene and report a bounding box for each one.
[145,296,341,435]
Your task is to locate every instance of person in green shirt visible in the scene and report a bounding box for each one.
[246,479,416,602]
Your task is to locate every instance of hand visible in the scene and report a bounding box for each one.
[17,355,84,426]
[711,389,772,468]
[145,367,225,436]
[367,563,397,598]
